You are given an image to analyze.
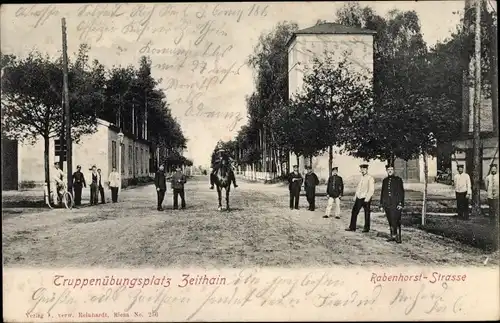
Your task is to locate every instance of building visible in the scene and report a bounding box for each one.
[1,118,152,191]
[286,22,436,182]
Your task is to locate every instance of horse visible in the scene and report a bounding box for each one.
[214,159,231,211]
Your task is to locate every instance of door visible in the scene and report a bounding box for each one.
[1,139,18,190]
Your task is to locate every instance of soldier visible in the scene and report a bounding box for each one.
[454,164,471,220]
[380,164,405,243]
[304,165,319,211]
[485,164,498,219]
[155,164,167,211]
[210,141,238,189]
[72,165,86,206]
[346,164,374,232]
[171,166,187,210]
[288,165,303,210]
[324,166,344,219]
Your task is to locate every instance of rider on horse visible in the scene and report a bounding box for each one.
[210,140,238,189]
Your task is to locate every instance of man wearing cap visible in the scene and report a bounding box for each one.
[454,164,471,220]
[346,164,375,232]
[485,164,499,219]
[210,141,238,189]
[324,166,344,219]
[72,165,87,206]
[89,165,99,206]
[380,164,405,243]
[304,165,320,211]
[52,162,66,205]
[288,165,303,210]
[155,164,167,211]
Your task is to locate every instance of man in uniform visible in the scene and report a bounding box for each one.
[304,165,319,211]
[72,165,87,206]
[171,166,187,210]
[97,168,106,204]
[288,165,303,210]
[346,164,374,232]
[324,166,344,219]
[210,141,238,189]
[380,164,405,243]
[155,164,167,211]
[52,162,66,205]
[485,164,498,219]
[454,164,471,220]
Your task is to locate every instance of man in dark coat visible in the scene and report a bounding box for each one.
[210,141,238,189]
[288,165,303,210]
[72,165,86,206]
[304,165,319,211]
[97,168,105,204]
[155,164,167,211]
[324,166,344,219]
[89,165,99,206]
[380,164,405,243]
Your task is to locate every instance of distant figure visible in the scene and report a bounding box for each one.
[346,164,374,233]
[108,167,121,203]
[210,141,238,189]
[485,164,498,219]
[72,165,86,206]
[52,162,66,205]
[171,166,187,210]
[324,166,344,219]
[97,168,105,204]
[454,164,471,220]
[304,165,319,211]
[380,164,405,243]
[89,165,99,206]
[155,164,167,211]
[288,165,303,210]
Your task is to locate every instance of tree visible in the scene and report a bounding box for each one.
[1,45,104,194]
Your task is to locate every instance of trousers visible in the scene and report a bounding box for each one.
[384,207,402,235]
[455,192,469,219]
[157,189,166,208]
[349,198,371,231]
[110,187,118,203]
[73,184,83,205]
[325,197,341,217]
[305,188,316,210]
[173,188,186,209]
[289,188,300,209]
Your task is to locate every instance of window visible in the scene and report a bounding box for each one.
[111,141,117,169]
[129,145,133,175]
[135,147,139,176]
[141,148,144,174]
[121,144,125,175]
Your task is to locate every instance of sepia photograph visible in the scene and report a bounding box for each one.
[1,1,499,322]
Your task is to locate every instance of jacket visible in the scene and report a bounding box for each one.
[171,172,186,190]
[108,171,121,188]
[326,174,344,198]
[288,172,303,191]
[72,171,86,187]
[380,175,405,208]
[154,171,167,190]
[304,172,319,191]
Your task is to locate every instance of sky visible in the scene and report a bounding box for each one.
[1,1,469,167]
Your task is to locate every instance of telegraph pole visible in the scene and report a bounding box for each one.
[472,0,482,215]
[62,17,72,190]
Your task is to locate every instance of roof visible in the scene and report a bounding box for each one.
[287,22,376,48]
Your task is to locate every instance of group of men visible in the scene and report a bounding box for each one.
[154,165,188,211]
[288,163,404,243]
[51,162,121,206]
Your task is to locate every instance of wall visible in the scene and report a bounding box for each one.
[453,136,499,179]
[18,137,55,186]
[115,133,151,181]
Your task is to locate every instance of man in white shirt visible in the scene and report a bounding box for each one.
[346,164,375,233]
[108,167,121,203]
[454,164,471,220]
[52,162,65,205]
[485,164,498,219]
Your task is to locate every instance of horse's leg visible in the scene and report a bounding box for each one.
[217,186,222,210]
[226,186,230,211]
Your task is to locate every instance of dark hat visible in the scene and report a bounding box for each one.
[457,164,464,169]
[293,164,298,168]
[305,165,312,169]
[385,164,395,169]
[53,162,59,165]
[332,166,338,170]
[76,165,81,168]
[359,164,369,169]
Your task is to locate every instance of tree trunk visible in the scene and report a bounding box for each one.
[421,152,429,226]
[296,154,299,167]
[328,145,333,177]
[44,136,51,199]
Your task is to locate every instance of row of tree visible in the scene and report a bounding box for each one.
[1,44,191,190]
[217,2,496,179]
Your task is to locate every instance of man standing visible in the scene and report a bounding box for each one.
[454,164,471,220]
[304,165,319,211]
[380,164,405,243]
[72,165,86,206]
[171,166,187,210]
[89,165,99,206]
[485,164,498,219]
[324,166,344,219]
[108,167,120,203]
[155,164,167,211]
[346,164,374,232]
[52,162,66,205]
[97,168,105,204]
[288,165,303,210]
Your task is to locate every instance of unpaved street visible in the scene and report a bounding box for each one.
[2,176,497,268]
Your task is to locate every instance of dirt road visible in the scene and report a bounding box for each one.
[2,176,497,268]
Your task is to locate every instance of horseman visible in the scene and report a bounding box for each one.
[210,141,238,189]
